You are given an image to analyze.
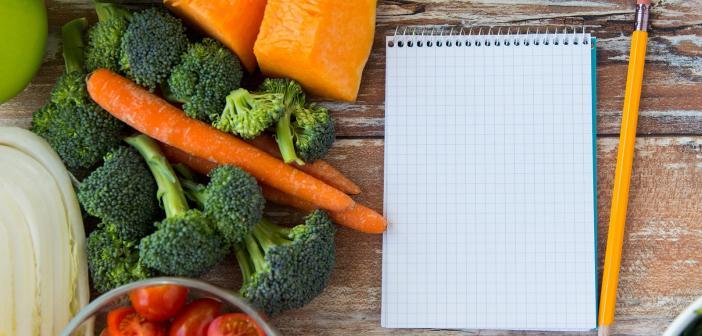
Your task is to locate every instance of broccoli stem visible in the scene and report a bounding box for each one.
[275,110,304,165]
[234,246,253,284]
[181,178,207,209]
[125,135,189,217]
[161,83,187,105]
[259,218,292,239]
[172,163,196,181]
[61,18,88,73]
[244,233,266,273]
[253,221,293,252]
[94,2,131,22]
[252,225,275,251]
[231,89,253,113]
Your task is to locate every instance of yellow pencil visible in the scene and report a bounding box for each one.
[598,1,651,335]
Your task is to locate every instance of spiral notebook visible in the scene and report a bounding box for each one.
[382,29,598,331]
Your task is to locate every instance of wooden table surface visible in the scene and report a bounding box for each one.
[2,0,701,335]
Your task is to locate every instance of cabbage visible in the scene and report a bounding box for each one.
[0,127,91,335]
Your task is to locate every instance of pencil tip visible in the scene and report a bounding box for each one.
[598,325,611,336]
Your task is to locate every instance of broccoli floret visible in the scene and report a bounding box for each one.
[119,8,188,90]
[31,100,124,171]
[50,71,90,107]
[140,210,227,277]
[182,165,265,245]
[166,38,244,122]
[126,134,229,277]
[85,3,131,72]
[288,104,335,163]
[212,88,285,139]
[236,210,336,315]
[51,18,90,106]
[261,78,336,164]
[47,18,91,107]
[31,18,124,171]
[87,223,155,293]
[78,146,160,241]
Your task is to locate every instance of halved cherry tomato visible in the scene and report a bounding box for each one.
[129,285,190,321]
[207,313,265,336]
[107,306,166,336]
[169,298,222,336]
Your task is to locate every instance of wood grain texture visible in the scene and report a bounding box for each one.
[200,138,702,336]
[1,0,701,335]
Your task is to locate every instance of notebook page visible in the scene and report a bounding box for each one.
[382,33,597,331]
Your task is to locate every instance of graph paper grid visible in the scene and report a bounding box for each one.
[381,33,597,331]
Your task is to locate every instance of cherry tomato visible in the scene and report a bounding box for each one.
[169,298,222,336]
[206,313,265,336]
[107,306,166,336]
[129,285,190,321]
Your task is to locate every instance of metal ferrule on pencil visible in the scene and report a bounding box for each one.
[635,3,651,32]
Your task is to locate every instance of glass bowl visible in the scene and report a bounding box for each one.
[60,277,279,336]
[664,296,702,336]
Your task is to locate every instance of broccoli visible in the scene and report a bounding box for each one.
[87,222,155,293]
[261,78,336,164]
[126,134,229,277]
[119,8,188,91]
[235,210,336,315]
[85,3,131,72]
[61,17,88,75]
[50,71,90,107]
[50,18,91,107]
[31,101,124,171]
[78,146,160,241]
[286,104,336,163]
[166,38,244,122]
[30,18,124,171]
[212,88,285,139]
[182,165,265,245]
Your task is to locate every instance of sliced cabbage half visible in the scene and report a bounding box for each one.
[0,127,91,335]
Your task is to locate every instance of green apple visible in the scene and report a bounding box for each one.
[0,0,47,103]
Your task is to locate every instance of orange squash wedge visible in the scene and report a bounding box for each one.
[164,0,267,73]
[253,0,377,102]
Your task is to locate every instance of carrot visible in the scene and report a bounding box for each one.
[87,69,354,212]
[262,185,387,234]
[162,144,386,233]
[160,142,218,175]
[246,135,361,195]
[260,184,316,211]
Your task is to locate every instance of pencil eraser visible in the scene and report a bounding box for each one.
[637,0,651,4]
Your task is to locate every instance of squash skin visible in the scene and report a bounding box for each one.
[254,0,376,102]
[164,0,267,73]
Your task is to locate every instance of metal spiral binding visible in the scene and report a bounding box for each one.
[387,26,590,48]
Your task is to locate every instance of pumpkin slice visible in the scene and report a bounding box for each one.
[253,0,376,102]
[164,0,267,73]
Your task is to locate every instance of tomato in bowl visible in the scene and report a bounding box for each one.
[60,278,277,336]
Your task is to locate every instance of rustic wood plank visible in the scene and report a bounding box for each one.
[2,0,702,136]
[197,138,702,336]
[2,1,702,335]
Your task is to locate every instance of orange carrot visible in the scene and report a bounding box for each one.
[246,135,361,195]
[161,142,218,175]
[262,185,387,234]
[260,184,316,211]
[162,144,386,233]
[87,69,354,212]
